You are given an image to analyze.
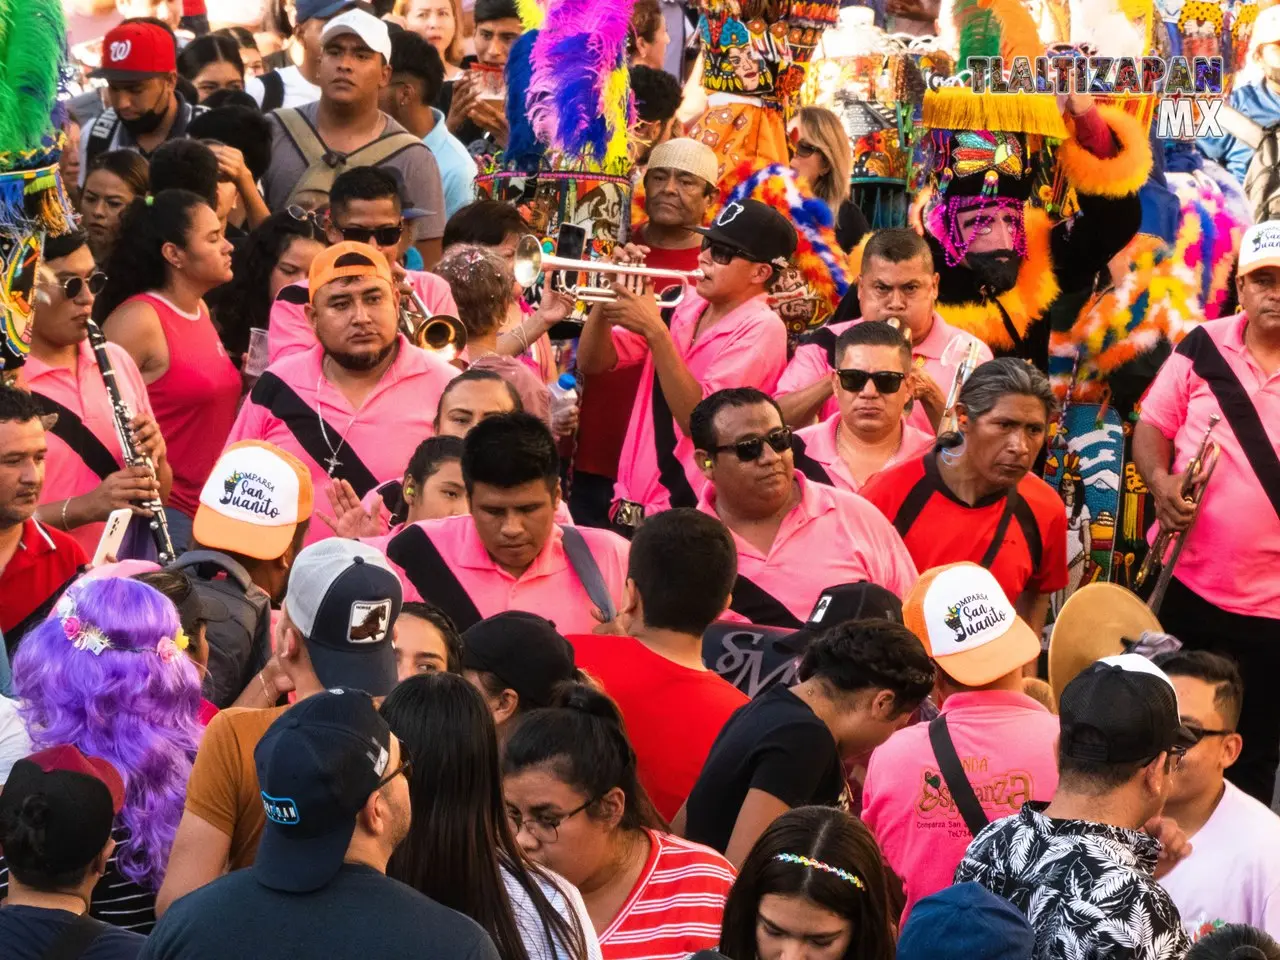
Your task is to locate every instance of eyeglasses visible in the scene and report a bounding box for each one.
[794,139,821,159]
[52,272,108,300]
[1182,722,1235,745]
[286,204,329,241]
[836,369,906,394]
[709,427,793,462]
[507,796,596,843]
[701,238,747,266]
[340,223,404,247]
[374,756,413,790]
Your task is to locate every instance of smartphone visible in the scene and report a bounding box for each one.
[93,508,132,567]
[553,223,588,293]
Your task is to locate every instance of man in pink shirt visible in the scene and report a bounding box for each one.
[381,412,630,635]
[25,231,173,558]
[776,228,990,433]
[1134,220,1280,803]
[226,241,457,546]
[793,321,936,495]
[862,561,1059,922]
[577,199,794,525]
[690,387,917,628]
[266,167,457,365]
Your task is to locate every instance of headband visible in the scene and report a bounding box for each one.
[774,853,865,889]
[55,592,189,663]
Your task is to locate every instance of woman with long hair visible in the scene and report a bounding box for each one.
[395,0,465,80]
[381,673,601,960]
[788,107,868,253]
[718,808,895,960]
[503,683,736,960]
[177,34,246,102]
[79,150,150,266]
[95,189,241,548]
[3,577,202,933]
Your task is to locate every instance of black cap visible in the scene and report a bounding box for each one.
[782,581,904,649]
[461,612,575,709]
[253,689,394,893]
[1059,655,1198,764]
[692,198,798,268]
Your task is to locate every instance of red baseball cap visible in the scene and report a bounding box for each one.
[91,21,177,81]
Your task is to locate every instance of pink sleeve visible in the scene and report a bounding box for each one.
[1138,352,1193,440]
[702,318,789,397]
[861,505,919,598]
[776,342,832,396]
[224,393,269,447]
[1072,106,1118,159]
[267,289,314,365]
[610,327,650,369]
[412,272,458,318]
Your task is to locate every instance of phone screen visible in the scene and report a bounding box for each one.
[554,224,588,293]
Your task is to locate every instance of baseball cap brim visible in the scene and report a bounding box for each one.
[193,508,299,562]
[689,224,755,258]
[935,615,1040,686]
[253,815,357,893]
[306,642,398,698]
[89,67,170,81]
[1241,255,1280,276]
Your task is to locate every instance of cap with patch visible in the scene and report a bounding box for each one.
[460,612,575,709]
[193,441,314,561]
[253,689,393,893]
[904,562,1039,685]
[308,241,395,303]
[1238,221,1280,277]
[320,8,392,61]
[283,538,402,696]
[692,198,798,268]
[91,21,177,81]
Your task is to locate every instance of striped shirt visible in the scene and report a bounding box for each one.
[599,830,735,960]
[0,826,156,933]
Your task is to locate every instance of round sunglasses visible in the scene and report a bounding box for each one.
[837,369,906,394]
[709,427,793,462]
[52,272,108,299]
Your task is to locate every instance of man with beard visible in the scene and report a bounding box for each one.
[81,19,207,178]
[224,242,457,548]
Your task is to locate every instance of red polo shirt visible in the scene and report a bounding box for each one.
[0,519,87,643]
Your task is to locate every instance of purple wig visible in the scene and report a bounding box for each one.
[13,577,202,891]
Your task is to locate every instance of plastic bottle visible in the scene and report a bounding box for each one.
[548,372,579,414]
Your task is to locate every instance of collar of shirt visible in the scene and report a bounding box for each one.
[697,471,837,560]
[671,291,772,352]
[912,313,956,359]
[18,518,58,556]
[21,338,96,390]
[305,335,437,412]
[454,516,570,581]
[1020,801,1160,873]
[423,108,452,152]
[939,689,1051,716]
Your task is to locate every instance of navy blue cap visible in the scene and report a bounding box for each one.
[295,0,357,22]
[252,689,393,893]
[897,883,1034,960]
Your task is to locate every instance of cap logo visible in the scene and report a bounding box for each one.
[348,600,391,644]
[1249,227,1280,253]
[716,202,744,226]
[109,40,132,62]
[219,470,282,519]
[368,742,389,777]
[943,592,1008,644]
[262,793,300,825]
[809,595,832,624]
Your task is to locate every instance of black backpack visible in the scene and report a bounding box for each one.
[169,550,273,708]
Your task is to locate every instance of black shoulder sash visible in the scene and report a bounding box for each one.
[385,524,483,631]
[801,325,840,367]
[791,433,835,487]
[650,306,697,508]
[728,575,805,629]
[30,394,121,481]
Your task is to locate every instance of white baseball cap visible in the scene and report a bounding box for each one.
[193,441,315,561]
[1253,5,1280,53]
[1238,221,1280,277]
[319,8,392,61]
[904,562,1040,685]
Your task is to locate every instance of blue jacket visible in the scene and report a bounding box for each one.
[1198,79,1280,182]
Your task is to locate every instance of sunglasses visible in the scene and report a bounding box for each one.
[709,427,793,462]
[701,237,747,266]
[837,369,906,394]
[1182,722,1234,745]
[54,272,108,299]
[794,139,821,159]
[340,223,404,246]
[374,756,413,790]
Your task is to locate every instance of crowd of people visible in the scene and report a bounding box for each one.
[1,0,1280,958]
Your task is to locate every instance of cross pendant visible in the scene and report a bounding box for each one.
[325,455,342,475]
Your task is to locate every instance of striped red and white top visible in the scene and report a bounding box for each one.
[599,830,736,960]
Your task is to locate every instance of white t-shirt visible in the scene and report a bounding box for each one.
[502,863,604,960]
[0,697,32,784]
[246,65,321,110]
[1161,780,1280,939]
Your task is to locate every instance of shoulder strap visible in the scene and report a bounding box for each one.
[1010,493,1044,578]
[40,913,111,960]
[29,394,121,481]
[85,110,121,167]
[649,307,698,508]
[928,713,990,837]
[791,433,835,487]
[170,549,256,592]
[979,487,1021,569]
[891,458,940,539]
[728,575,805,629]
[261,69,285,112]
[386,524,484,631]
[345,130,424,168]
[275,107,326,160]
[560,526,616,621]
[1176,326,1280,522]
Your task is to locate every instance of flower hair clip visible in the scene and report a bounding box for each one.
[156,628,190,665]
[774,853,865,890]
[55,594,112,656]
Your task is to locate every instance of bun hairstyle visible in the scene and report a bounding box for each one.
[503,682,666,832]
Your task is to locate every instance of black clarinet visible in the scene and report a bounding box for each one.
[85,320,176,564]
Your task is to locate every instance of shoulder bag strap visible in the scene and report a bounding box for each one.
[790,433,835,487]
[560,526,616,621]
[39,913,110,960]
[891,461,940,540]
[928,713,990,837]
[979,487,1022,569]
[169,549,257,592]
[29,394,121,481]
[727,575,805,629]
[345,131,425,168]
[386,524,484,631]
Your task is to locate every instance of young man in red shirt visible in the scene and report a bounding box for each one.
[570,507,747,820]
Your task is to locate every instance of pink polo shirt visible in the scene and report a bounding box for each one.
[377,514,630,635]
[266,271,458,366]
[793,413,936,494]
[225,336,458,546]
[776,314,992,432]
[1140,313,1280,618]
[862,690,1060,920]
[26,339,157,556]
[699,472,918,625]
[612,292,788,514]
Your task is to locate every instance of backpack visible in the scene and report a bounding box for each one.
[1218,104,1280,222]
[274,107,423,209]
[169,550,273,708]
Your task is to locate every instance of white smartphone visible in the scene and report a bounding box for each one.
[92,508,132,567]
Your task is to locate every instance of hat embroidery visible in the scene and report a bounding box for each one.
[944,593,1008,644]
[108,40,132,62]
[262,793,300,825]
[219,470,281,518]
[716,201,744,226]
[348,600,391,644]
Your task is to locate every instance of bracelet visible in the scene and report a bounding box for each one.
[61,498,72,530]
[514,320,530,353]
[260,671,274,704]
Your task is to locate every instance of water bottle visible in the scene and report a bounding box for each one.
[548,372,579,414]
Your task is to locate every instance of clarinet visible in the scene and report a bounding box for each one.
[85,320,176,564]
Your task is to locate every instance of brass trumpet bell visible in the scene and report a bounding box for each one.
[411,314,468,363]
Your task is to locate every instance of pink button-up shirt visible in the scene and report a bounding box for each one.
[612,292,788,514]
[793,413,937,494]
[699,472,918,624]
[776,314,992,433]
[377,514,630,635]
[266,271,457,366]
[1140,313,1280,618]
[27,338,157,556]
[226,337,458,546]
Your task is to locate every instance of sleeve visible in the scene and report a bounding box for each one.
[182,711,243,837]
[1138,351,1194,440]
[1032,500,1069,593]
[748,721,845,807]
[776,342,833,396]
[610,326,650,369]
[400,147,447,241]
[702,316,788,397]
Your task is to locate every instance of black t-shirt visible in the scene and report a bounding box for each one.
[139,864,501,960]
[0,905,145,960]
[684,686,847,854]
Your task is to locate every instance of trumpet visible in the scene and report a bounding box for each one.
[513,234,704,306]
[401,288,467,363]
[1135,413,1221,614]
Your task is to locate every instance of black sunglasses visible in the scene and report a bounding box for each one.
[55,272,108,299]
[709,427,793,462]
[837,369,906,394]
[794,139,821,159]
[341,223,404,246]
[701,237,749,266]
[1182,722,1235,744]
